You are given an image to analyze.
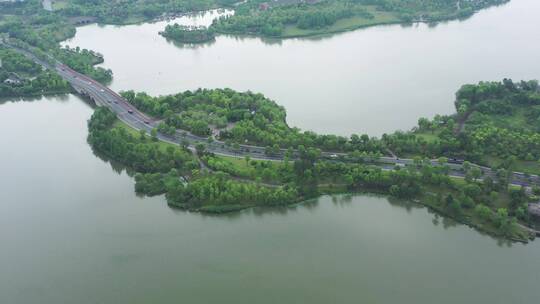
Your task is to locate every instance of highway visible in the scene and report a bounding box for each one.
[4,41,540,190]
[56,63,540,189]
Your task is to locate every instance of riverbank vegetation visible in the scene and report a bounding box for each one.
[88,89,538,242]
[88,107,198,173]
[54,0,238,24]
[121,88,386,154]
[160,24,216,44]
[122,79,540,181]
[2,0,535,242]
[88,107,301,213]
[55,46,111,83]
[398,79,540,175]
[0,0,510,94]
[0,0,112,86]
[211,0,509,38]
[0,47,71,97]
[195,152,534,241]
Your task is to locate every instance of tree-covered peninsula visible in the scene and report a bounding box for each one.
[2,0,537,242]
[89,79,540,242]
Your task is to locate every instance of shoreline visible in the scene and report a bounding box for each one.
[3,0,534,244]
[167,185,534,244]
[68,3,509,41]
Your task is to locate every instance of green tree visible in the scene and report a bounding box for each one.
[151,128,158,141]
[139,129,146,140]
[195,143,206,156]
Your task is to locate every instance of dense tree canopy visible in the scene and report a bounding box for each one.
[0,47,71,97]
[405,80,540,170]
[160,24,216,44]
[87,107,198,173]
[122,88,389,153]
[0,1,111,85]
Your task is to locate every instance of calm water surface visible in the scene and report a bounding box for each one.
[3,1,540,303]
[63,0,540,136]
[1,97,540,304]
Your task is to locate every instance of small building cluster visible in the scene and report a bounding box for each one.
[0,60,23,85]
[3,73,22,85]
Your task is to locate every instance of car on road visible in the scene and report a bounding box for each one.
[128,110,134,114]
[448,158,465,164]
[100,89,105,92]
[144,121,150,124]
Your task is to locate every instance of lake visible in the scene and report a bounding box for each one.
[62,0,540,136]
[1,96,539,304]
[2,0,540,302]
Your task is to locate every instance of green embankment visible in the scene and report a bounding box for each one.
[281,6,399,38]
[110,119,532,243]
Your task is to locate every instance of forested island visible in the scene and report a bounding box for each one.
[120,79,540,173]
[160,24,216,44]
[86,79,540,242]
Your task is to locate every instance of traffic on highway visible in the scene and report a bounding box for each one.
[3,40,539,189]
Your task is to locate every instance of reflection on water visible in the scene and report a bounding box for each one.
[0,93,71,105]
[163,36,218,50]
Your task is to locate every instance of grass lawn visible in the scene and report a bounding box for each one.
[512,160,540,176]
[52,0,68,10]
[211,154,287,183]
[110,121,532,240]
[463,101,540,137]
[281,6,399,38]
[414,131,440,143]
[215,155,252,170]
[0,14,16,26]
[472,107,533,130]
[113,120,181,153]
[120,15,148,25]
[483,155,540,176]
